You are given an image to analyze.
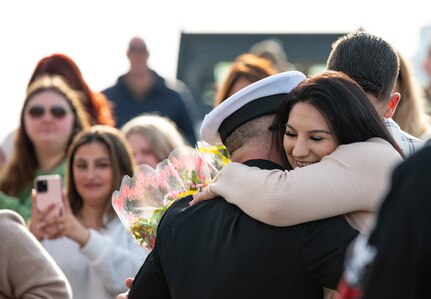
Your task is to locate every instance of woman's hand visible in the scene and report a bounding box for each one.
[40,191,90,247]
[189,186,219,205]
[29,189,57,241]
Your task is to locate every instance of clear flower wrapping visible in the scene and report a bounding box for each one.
[112,144,231,251]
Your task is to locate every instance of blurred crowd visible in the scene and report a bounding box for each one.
[1,31,431,299]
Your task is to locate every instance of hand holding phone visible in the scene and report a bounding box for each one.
[34,175,64,218]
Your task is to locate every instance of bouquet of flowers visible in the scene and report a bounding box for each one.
[112,145,231,251]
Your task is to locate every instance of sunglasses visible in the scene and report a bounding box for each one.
[26,105,70,119]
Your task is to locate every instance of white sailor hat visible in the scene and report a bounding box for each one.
[200,70,306,145]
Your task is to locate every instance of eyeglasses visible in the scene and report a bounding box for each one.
[26,105,70,119]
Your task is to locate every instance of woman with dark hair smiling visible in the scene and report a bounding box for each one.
[192,71,404,234]
[30,125,147,299]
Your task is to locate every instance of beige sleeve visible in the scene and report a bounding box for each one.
[210,139,402,227]
[0,211,72,299]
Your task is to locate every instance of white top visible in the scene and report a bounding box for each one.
[42,216,148,299]
[209,138,403,234]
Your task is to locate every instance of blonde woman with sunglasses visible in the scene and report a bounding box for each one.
[0,75,90,221]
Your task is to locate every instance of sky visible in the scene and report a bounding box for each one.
[1,0,431,142]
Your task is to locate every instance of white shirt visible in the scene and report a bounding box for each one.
[42,217,148,299]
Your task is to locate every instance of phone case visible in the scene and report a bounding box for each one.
[34,175,64,217]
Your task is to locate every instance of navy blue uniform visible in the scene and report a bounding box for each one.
[129,160,358,299]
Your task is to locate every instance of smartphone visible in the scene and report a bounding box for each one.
[34,174,64,218]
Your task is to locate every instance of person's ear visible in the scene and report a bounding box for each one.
[383,92,400,118]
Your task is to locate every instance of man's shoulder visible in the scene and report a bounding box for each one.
[384,118,424,155]
[168,195,194,211]
[0,210,26,239]
[163,195,225,217]
[158,194,234,228]
[384,118,421,142]
[160,196,194,222]
[153,73,182,97]
[0,209,24,225]
[102,75,127,96]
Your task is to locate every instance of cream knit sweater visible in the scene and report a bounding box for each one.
[209,138,403,234]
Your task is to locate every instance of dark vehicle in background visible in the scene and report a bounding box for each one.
[176,32,347,122]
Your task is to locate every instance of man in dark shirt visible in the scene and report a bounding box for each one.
[127,71,358,299]
[102,36,197,145]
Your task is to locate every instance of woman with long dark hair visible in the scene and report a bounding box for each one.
[192,71,404,234]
